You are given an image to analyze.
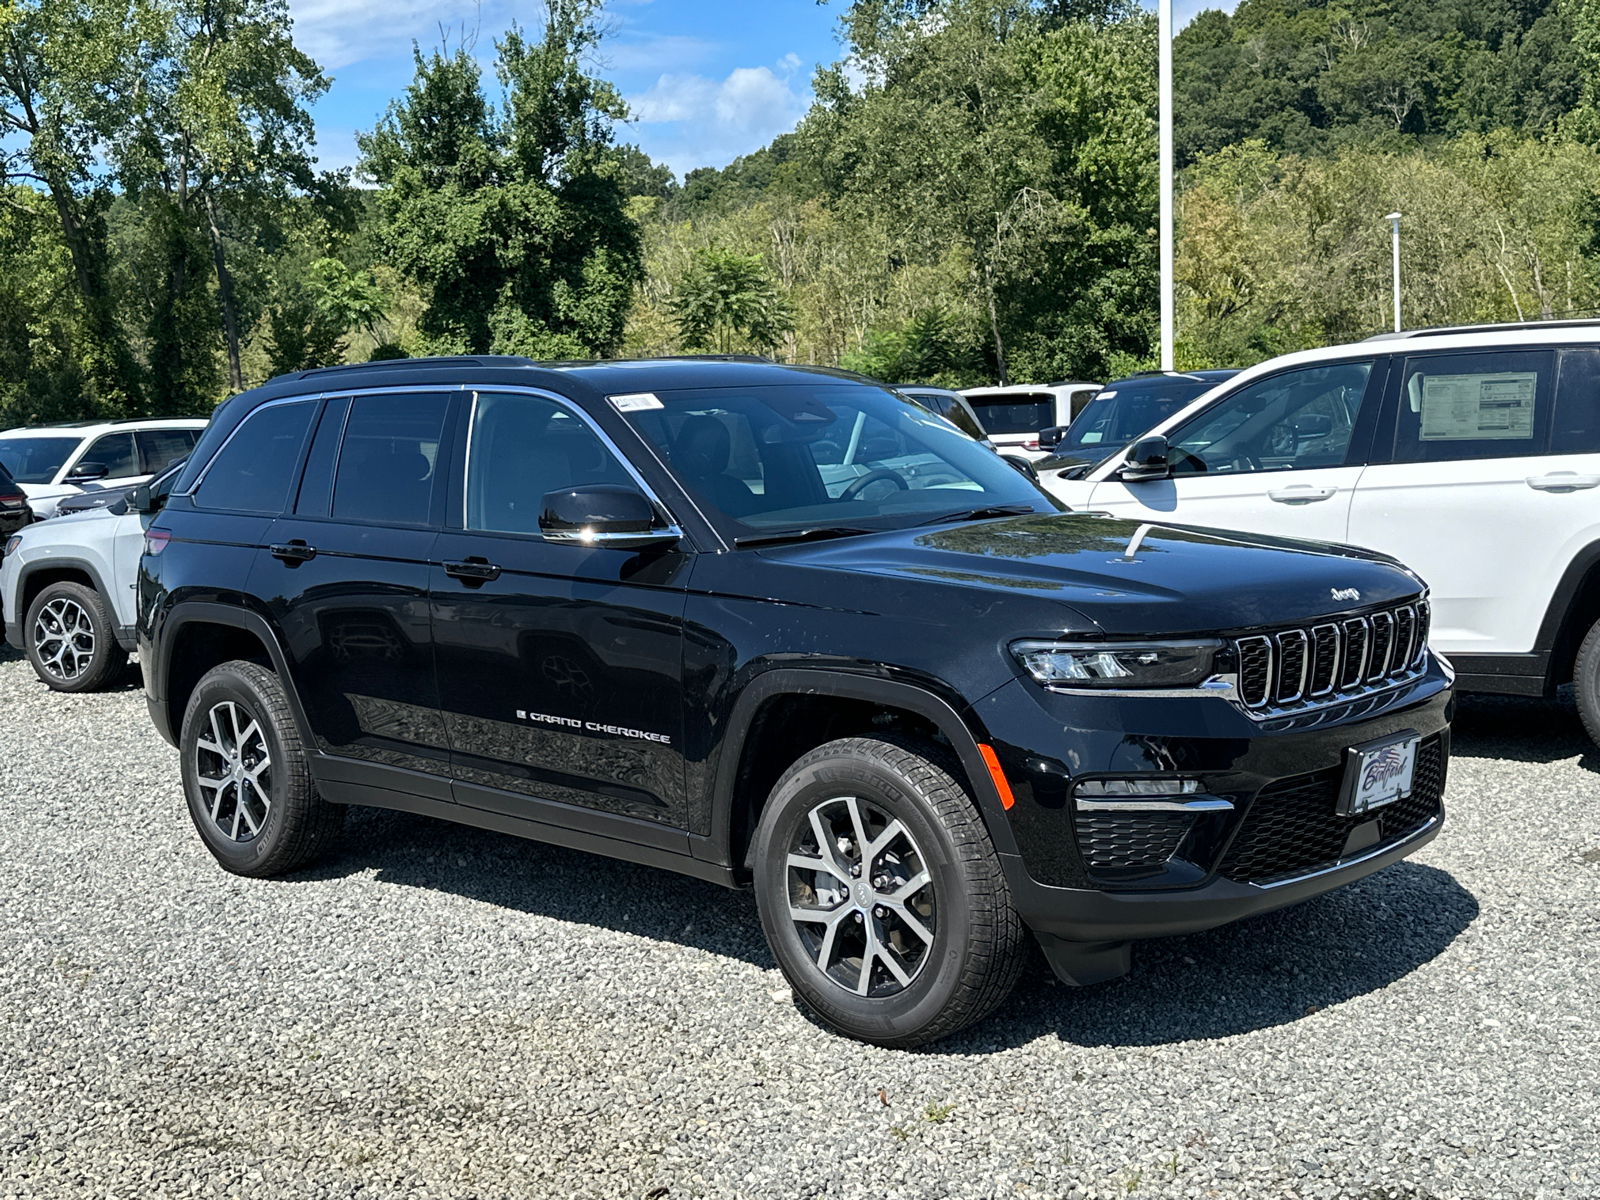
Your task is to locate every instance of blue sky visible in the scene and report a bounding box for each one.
[289,0,1231,180]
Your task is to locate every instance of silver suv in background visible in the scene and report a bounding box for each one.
[2,459,185,691]
[0,418,207,520]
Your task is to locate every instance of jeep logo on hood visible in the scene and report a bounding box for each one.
[1331,587,1361,603]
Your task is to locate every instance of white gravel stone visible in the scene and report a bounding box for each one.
[0,648,1596,1199]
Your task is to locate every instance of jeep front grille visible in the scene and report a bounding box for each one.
[1232,600,1429,712]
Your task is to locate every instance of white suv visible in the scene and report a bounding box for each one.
[1041,321,1600,741]
[0,418,207,520]
[960,382,1101,459]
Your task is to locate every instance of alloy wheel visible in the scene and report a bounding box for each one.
[194,701,274,842]
[32,597,95,682]
[786,795,937,997]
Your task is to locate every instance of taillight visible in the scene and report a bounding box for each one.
[144,529,172,556]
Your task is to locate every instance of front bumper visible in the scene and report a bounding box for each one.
[974,663,1453,973]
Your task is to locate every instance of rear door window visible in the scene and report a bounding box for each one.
[138,429,199,475]
[194,401,318,514]
[966,392,1053,434]
[1393,350,1553,463]
[331,393,450,526]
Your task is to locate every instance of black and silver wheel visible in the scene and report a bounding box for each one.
[752,735,1027,1048]
[180,660,343,877]
[24,580,126,692]
[1573,615,1600,748]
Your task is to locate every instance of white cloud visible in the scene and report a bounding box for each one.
[624,60,810,175]
[288,0,521,70]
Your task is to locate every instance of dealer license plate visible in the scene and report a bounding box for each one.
[1337,731,1419,817]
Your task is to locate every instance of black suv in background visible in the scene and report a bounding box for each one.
[138,357,1452,1047]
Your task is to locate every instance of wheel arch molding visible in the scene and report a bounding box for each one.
[1535,540,1600,688]
[153,601,313,750]
[708,668,1020,874]
[18,557,120,635]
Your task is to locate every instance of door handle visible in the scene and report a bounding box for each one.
[1267,486,1338,504]
[1526,473,1600,493]
[269,540,316,565]
[444,557,501,584]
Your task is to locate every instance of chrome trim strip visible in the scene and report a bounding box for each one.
[1075,797,1236,814]
[1251,814,1440,890]
[1275,628,1308,703]
[181,391,337,496]
[1236,635,1273,708]
[1368,610,1395,681]
[1309,622,1340,696]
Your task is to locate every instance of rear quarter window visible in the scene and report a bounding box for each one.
[193,401,318,514]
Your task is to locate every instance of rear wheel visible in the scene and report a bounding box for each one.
[1572,616,1600,748]
[752,735,1027,1048]
[179,660,343,877]
[25,581,126,692]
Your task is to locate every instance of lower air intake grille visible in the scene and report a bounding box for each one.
[1217,736,1445,885]
[1074,811,1195,877]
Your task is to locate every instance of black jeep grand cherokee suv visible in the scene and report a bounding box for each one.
[138,357,1451,1046]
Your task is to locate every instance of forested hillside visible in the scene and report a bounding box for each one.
[7,0,1600,427]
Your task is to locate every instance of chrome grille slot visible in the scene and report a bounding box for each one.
[1309,624,1340,695]
[1228,599,1430,716]
[1339,617,1370,689]
[1237,636,1273,708]
[1367,611,1395,681]
[1275,629,1308,703]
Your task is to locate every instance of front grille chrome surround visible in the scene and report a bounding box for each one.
[1228,598,1431,717]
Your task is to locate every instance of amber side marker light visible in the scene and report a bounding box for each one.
[976,743,1016,810]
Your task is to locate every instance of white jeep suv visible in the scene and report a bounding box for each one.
[0,417,207,520]
[1041,321,1600,742]
[2,459,185,691]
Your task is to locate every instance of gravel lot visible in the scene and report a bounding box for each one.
[0,645,1595,1200]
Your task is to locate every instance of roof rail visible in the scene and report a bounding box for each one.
[1362,317,1600,342]
[289,355,534,382]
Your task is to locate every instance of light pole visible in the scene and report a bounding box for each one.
[1385,211,1402,333]
[1159,0,1174,370]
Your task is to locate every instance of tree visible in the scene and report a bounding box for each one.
[359,1,642,359]
[672,247,795,354]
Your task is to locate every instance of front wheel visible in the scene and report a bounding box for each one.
[25,581,126,692]
[751,735,1027,1048]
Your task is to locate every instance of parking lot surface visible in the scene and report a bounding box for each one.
[0,646,1595,1200]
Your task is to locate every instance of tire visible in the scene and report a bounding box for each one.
[25,580,127,692]
[1573,616,1600,748]
[179,660,343,877]
[751,735,1027,1048]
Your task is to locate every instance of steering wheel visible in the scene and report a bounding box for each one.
[840,468,909,500]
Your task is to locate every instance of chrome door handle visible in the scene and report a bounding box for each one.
[1267,486,1337,504]
[269,540,316,565]
[1526,473,1600,492]
[444,557,500,584]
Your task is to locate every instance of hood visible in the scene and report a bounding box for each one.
[765,514,1421,636]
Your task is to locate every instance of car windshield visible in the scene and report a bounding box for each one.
[1058,377,1228,456]
[618,382,1057,537]
[0,436,82,484]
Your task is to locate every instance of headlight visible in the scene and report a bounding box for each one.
[2,535,20,558]
[1011,639,1222,689]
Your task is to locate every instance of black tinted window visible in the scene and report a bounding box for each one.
[1553,348,1600,454]
[1393,351,1552,463]
[331,393,449,526]
[138,429,198,475]
[81,432,139,478]
[966,393,1053,434]
[195,401,317,514]
[467,393,634,534]
[294,397,350,517]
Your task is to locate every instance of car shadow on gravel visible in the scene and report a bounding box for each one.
[1450,688,1600,770]
[931,860,1479,1053]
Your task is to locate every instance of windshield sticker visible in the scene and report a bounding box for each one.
[610,392,664,413]
[517,709,671,745]
[1415,372,1536,441]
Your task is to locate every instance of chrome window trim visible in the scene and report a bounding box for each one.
[180,391,338,497]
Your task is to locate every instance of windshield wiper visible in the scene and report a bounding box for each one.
[733,526,875,549]
[916,503,1041,526]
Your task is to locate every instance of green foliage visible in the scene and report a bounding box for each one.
[671,247,796,354]
[840,307,982,385]
[358,1,642,360]
[265,258,387,376]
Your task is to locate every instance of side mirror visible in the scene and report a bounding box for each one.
[1000,454,1039,481]
[130,484,160,514]
[540,484,681,550]
[66,461,109,485]
[1037,425,1070,451]
[1119,435,1171,483]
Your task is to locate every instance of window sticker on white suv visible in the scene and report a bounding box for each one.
[1414,371,1537,441]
